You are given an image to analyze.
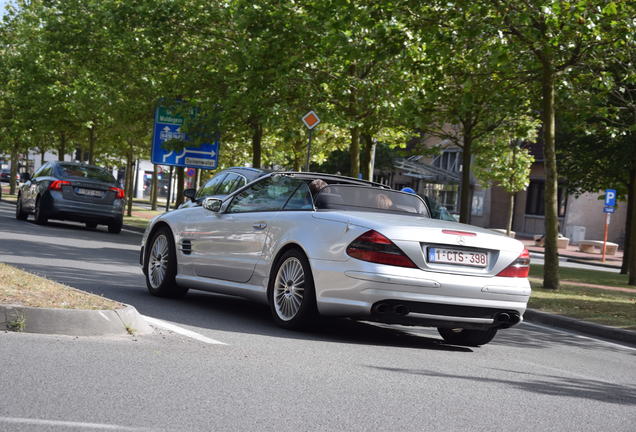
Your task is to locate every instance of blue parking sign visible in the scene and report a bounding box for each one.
[604,189,617,207]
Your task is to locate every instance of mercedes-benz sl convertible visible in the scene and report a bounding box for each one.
[140,172,530,346]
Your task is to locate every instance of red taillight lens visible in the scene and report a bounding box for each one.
[497,248,530,277]
[346,230,417,268]
[48,180,70,191]
[110,187,125,199]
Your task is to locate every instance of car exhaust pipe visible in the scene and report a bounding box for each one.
[393,304,409,316]
[495,312,511,323]
[373,303,390,314]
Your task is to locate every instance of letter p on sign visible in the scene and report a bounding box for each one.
[605,189,617,207]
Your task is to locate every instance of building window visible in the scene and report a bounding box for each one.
[433,150,461,172]
[525,180,567,217]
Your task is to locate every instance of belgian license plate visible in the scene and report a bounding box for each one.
[77,188,104,198]
[428,247,488,267]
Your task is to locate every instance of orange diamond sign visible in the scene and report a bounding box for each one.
[302,110,320,129]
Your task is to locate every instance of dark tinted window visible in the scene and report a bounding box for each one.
[228,176,305,213]
[216,173,243,195]
[315,185,429,216]
[58,164,116,183]
[195,173,227,200]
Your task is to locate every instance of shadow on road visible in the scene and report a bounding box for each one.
[369,365,636,405]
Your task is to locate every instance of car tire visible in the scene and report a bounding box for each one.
[437,327,497,347]
[85,222,98,229]
[145,226,187,298]
[34,197,48,225]
[108,218,122,234]
[268,248,317,329]
[15,196,28,220]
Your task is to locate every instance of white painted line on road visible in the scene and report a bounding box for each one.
[522,321,636,352]
[122,228,143,235]
[142,315,228,345]
[0,416,155,431]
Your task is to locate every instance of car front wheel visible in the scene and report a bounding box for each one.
[15,196,28,220]
[438,327,497,347]
[145,226,187,298]
[268,248,317,329]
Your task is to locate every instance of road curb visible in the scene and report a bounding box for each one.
[0,303,153,337]
[524,309,636,347]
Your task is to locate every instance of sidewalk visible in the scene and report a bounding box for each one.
[521,238,623,269]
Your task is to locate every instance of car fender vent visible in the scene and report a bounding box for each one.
[181,239,192,255]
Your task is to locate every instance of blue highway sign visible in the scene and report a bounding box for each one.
[151,105,218,170]
[604,206,616,214]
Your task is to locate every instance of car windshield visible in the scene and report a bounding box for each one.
[315,185,429,216]
[58,164,116,183]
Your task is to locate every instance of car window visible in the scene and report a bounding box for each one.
[216,173,243,195]
[315,185,429,216]
[58,164,116,183]
[227,176,305,213]
[32,166,46,178]
[195,173,227,200]
[283,183,313,210]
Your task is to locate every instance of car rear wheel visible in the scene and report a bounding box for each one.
[15,196,28,220]
[268,248,317,329]
[108,219,122,234]
[34,197,48,225]
[438,327,497,347]
[145,226,187,298]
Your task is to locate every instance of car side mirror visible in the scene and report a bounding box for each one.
[183,188,196,201]
[21,173,31,182]
[202,197,223,213]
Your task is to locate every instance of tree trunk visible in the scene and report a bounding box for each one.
[629,171,636,284]
[9,146,18,195]
[621,170,634,274]
[125,149,134,217]
[293,139,304,171]
[58,132,66,161]
[360,133,376,181]
[175,166,185,207]
[88,125,96,165]
[251,120,262,168]
[150,164,158,211]
[541,63,560,290]
[349,126,360,178]
[459,134,473,224]
[506,192,515,236]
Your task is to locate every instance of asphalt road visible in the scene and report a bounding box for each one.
[0,200,634,432]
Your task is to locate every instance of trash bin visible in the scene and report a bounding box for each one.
[566,225,586,245]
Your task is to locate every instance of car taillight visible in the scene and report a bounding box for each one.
[346,230,417,268]
[496,248,530,277]
[110,187,125,199]
[48,180,70,191]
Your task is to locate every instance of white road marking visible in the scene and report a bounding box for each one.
[0,416,154,431]
[142,315,227,345]
[521,321,636,352]
[122,228,143,235]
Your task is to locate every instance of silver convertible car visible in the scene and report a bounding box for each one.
[140,172,530,346]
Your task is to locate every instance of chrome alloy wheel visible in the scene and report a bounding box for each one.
[273,257,305,321]
[148,234,169,289]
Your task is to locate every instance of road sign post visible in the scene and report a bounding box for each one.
[302,111,320,171]
[601,189,617,263]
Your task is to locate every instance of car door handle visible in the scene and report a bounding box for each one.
[253,223,267,230]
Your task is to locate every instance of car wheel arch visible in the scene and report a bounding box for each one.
[269,242,312,280]
[144,221,176,267]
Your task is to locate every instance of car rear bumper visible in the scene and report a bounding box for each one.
[45,192,124,223]
[310,258,530,329]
